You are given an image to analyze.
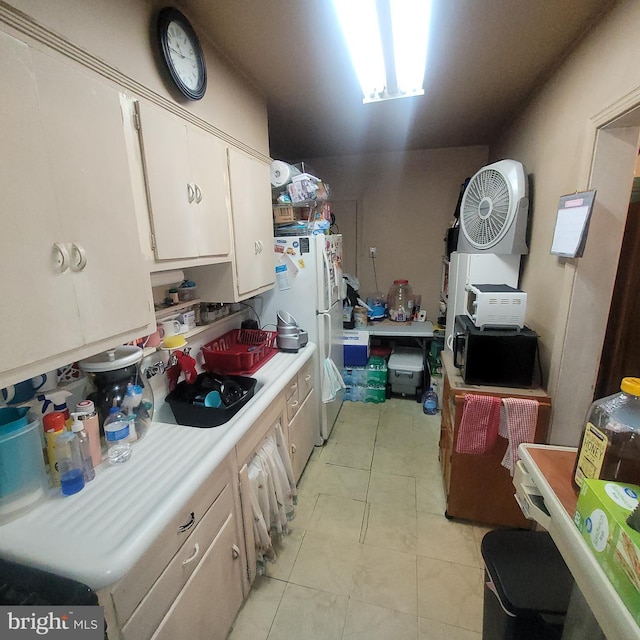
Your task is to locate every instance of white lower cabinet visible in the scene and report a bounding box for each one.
[289,388,318,483]
[284,357,320,482]
[106,453,245,640]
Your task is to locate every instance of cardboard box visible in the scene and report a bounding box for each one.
[342,330,369,366]
[574,479,640,624]
[273,205,296,224]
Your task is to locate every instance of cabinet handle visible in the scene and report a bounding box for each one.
[291,382,298,392]
[232,544,240,559]
[290,400,299,410]
[254,240,260,255]
[178,511,195,533]
[304,375,311,383]
[291,444,297,453]
[194,184,203,203]
[182,542,200,566]
[69,243,88,272]
[52,242,70,273]
[187,183,195,203]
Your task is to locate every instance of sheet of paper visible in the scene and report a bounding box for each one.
[551,205,590,256]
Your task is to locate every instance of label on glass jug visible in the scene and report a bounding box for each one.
[575,422,608,488]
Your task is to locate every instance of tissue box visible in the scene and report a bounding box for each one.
[574,479,640,623]
[342,330,369,366]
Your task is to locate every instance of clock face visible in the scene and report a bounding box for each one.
[158,8,207,100]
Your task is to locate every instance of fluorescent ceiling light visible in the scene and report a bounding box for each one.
[334,0,432,104]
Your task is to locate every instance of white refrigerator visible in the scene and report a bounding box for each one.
[257,234,344,442]
[444,252,521,349]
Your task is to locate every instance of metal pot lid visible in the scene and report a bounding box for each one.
[79,346,143,372]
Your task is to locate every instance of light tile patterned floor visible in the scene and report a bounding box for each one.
[228,398,488,640]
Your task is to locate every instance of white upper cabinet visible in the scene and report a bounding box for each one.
[227,148,275,297]
[0,31,153,380]
[136,101,232,262]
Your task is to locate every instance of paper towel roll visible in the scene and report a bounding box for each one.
[270,160,300,187]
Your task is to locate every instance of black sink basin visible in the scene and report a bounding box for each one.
[165,373,257,427]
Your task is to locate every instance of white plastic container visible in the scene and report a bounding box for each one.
[388,347,424,398]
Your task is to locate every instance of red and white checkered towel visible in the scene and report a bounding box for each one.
[499,398,539,475]
[455,394,502,455]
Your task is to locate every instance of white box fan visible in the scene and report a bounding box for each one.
[457,159,529,255]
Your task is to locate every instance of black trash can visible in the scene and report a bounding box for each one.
[481,530,574,640]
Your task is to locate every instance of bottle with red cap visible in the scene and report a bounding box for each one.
[43,411,66,487]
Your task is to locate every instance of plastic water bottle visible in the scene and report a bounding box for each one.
[423,387,438,415]
[103,406,132,465]
[70,413,95,482]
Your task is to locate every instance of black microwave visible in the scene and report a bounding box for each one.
[453,315,538,387]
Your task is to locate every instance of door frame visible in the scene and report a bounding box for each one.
[550,94,640,445]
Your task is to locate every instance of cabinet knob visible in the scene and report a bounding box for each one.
[52,242,70,273]
[182,542,200,566]
[69,243,88,272]
[194,184,203,203]
[232,544,240,559]
[187,183,195,203]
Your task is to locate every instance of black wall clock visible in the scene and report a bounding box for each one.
[157,7,207,100]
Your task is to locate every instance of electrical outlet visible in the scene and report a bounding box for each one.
[369,246,377,258]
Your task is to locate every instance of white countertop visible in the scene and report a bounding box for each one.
[518,444,640,640]
[0,344,316,591]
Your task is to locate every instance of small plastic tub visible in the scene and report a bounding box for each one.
[0,411,48,524]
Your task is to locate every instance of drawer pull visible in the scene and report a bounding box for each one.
[304,374,311,383]
[290,401,299,409]
[182,542,200,566]
[232,544,240,559]
[178,511,195,533]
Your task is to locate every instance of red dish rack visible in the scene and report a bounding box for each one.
[201,329,278,375]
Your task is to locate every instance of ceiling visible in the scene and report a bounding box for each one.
[184,0,615,162]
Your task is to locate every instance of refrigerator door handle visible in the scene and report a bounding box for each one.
[319,245,332,313]
[318,310,331,355]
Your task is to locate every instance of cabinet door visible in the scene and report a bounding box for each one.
[151,511,244,640]
[289,389,319,482]
[137,102,194,259]
[32,51,152,344]
[0,32,83,373]
[187,127,232,258]
[227,148,275,297]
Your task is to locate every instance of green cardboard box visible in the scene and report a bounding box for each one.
[574,479,640,624]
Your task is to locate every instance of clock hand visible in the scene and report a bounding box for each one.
[169,44,185,59]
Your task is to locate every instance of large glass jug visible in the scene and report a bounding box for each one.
[79,346,154,440]
[387,280,414,322]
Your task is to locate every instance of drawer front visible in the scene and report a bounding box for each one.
[285,375,299,402]
[111,456,232,626]
[298,358,314,403]
[286,393,301,422]
[121,483,235,640]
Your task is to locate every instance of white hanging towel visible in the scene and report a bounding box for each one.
[322,357,346,403]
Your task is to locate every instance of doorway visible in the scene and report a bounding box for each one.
[596,173,640,398]
[550,110,640,445]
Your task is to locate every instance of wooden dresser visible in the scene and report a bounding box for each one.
[439,351,552,528]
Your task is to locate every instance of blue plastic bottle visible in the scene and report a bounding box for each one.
[423,387,438,415]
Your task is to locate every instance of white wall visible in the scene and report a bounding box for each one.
[492,0,640,444]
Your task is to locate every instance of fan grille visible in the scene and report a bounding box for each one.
[461,169,513,249]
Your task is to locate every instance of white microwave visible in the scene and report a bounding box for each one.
[465,284,527,329]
